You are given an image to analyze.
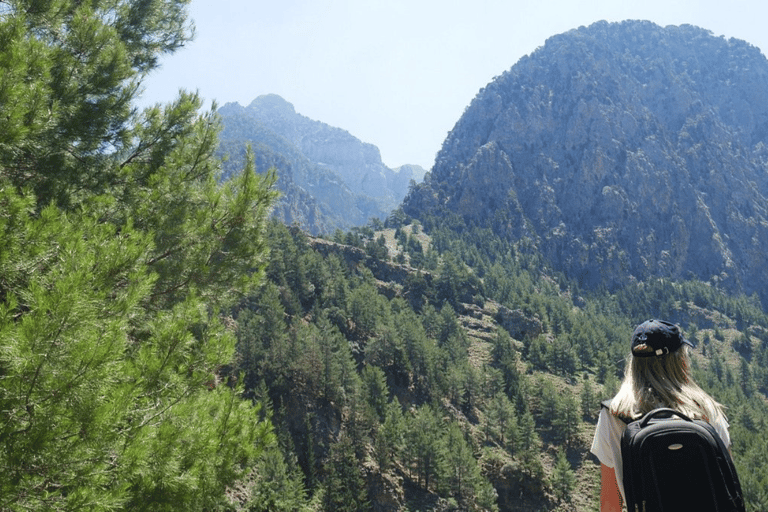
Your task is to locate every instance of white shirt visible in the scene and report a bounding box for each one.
[590,404,731,505]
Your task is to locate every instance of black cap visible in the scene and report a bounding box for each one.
[631,319,694,357]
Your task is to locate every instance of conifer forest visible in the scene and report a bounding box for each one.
[1,2,768,511]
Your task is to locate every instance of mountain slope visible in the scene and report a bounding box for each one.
[231,219,768,512]
[218,95,424,234]
[403,20,768,303]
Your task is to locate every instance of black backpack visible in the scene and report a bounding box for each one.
[620,407,745,512]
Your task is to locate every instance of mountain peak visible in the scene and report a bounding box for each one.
[218,95,423,234]
[247,93,297,117]
[404,20,768,303]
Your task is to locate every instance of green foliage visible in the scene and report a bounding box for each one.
[0,2,278,509]
[373,400,405,472]
[532,378,582,446]
[25,3,768,512]
[361,364,389,422]
[580,378,598,420]
[483,391,518,451]
[405,404,443,491]
[323,435,370,512]
[232,443,313,512]
[551,449,576,503]
[0,184,274,510]
[551,391,581,447]
[233,213,768,511]
[443,422,490,506]
[0,0,191,208]
[517,406,545,480]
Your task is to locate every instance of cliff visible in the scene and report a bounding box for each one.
[218,95,423,234]
[403,21,768,303]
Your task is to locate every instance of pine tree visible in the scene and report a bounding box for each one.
[493,329,523,402]
[580,378,597,420]
[236,281,289,392]
[739,358,756,398]
[442,421,492,505]
[0,2,278,509]
[406,405,445,491]
[374,401,405,472]
[323,435,370,512]
[0,193,275,509]
[231,440,312,512]
[361,365,390,422]
[517,407,544,480]
[485,391,518,450]
[0,0,190,207]
[552,390,581,446]
[551,449,576,503]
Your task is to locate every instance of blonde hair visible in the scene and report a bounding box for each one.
[610,345,726,424]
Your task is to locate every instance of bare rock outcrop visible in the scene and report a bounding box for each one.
[495,306,544,341]
[404,21,768,304]
[218,94,423,234]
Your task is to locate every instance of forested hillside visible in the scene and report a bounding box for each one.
[4,4,768,512]
[229,213,768,511]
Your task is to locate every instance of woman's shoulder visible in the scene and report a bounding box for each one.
[603,397,635,424]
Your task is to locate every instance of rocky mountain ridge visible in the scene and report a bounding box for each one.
[218,95,424,234]
[403,20,768,304]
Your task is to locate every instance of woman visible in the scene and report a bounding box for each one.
[590,319,730,512]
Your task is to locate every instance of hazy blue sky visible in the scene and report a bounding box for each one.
[139,0,768,170]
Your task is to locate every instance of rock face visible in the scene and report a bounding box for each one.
[218,95,424,234]
[495,306,543,341]
[403,21,768,303]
